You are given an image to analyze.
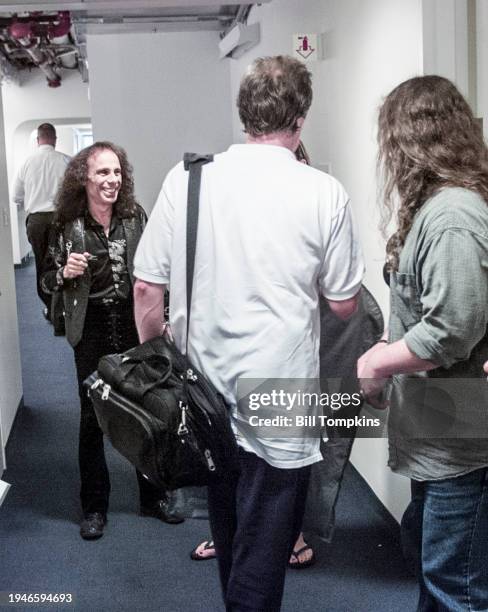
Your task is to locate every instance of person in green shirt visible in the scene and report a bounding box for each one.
[359,76,488,611]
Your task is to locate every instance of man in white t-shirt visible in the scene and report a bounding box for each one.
[133,55,364,611]
[13,123,70,319]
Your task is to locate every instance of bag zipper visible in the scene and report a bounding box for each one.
[91,378,103,390]
[204,449,216,471]
[177,401,189,436]
[101,383,111,401]
[89,377,111,401]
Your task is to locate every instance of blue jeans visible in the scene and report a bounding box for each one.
[401,467,488,611]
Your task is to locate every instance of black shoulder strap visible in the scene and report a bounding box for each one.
[183,152,214,353]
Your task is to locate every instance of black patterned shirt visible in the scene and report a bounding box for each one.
[84,211,131,302]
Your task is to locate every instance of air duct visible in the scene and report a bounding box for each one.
[219,22,260,59]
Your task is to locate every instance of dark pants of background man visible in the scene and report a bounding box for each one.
[73,299,163,515]
[208,447,311,612]
[401,467,488,612]
[26,211,54,312]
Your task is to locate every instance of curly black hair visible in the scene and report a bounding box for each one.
[54,141,139,225]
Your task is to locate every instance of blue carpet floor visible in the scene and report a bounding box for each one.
[0,262,417,611]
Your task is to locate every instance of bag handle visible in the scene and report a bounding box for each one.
[123,354,174,396]
[140,362,174,395]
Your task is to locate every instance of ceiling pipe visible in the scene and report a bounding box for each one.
[49,11,71,38]
[16,39,61,86]
[6,11,72,86]
[51,39,78,69]
[8,11,71,40]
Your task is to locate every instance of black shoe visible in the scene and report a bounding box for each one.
[140,500,185,525]
[42,307,52,324]
[80,512,106,540]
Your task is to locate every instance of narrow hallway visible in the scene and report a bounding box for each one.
[0,262,417,612]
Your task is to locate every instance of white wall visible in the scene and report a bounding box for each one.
[226,0,424,521]
[319,0,424,521]
[476,0,488,134]
[1,70,90,263]
[0,88,22,455]
[0,68,89,451]
[422,0,469,99]
[87,31,234,213]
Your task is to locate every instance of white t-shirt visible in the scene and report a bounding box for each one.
[13,145,70,214]
[134,144,364,468]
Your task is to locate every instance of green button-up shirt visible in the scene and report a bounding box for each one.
[388,187,488,481]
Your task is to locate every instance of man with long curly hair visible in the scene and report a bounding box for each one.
[41,142,183,539]
[358,76,488,611]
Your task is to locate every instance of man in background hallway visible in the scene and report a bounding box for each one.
[13,122,70,320]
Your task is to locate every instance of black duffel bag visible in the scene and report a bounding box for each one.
[85,153,239,490]
[87,333,238,490]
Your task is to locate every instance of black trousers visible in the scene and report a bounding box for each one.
[207,448,311,612]
[73,299,163,515]
[26,212,54,311]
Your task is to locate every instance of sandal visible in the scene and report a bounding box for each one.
[190,539,217,561]
[288,544,315,569]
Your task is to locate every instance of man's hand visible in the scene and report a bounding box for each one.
[357,341,390,409]
[484,361,488,376]
[357,338,438,409]
[358,339,387,364]
[63,251,90,279]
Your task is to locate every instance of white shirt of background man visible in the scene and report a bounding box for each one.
[13,144,70,214]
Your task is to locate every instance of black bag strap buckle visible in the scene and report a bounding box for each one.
[183,153,214,170]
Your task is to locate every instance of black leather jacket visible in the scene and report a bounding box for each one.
[41,205,146,347]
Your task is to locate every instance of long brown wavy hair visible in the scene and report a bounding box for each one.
[54,141,139,225]
[377,75,488,271]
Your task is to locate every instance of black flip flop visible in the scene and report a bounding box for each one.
[190,540,217,561]
[288,544,316,569]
